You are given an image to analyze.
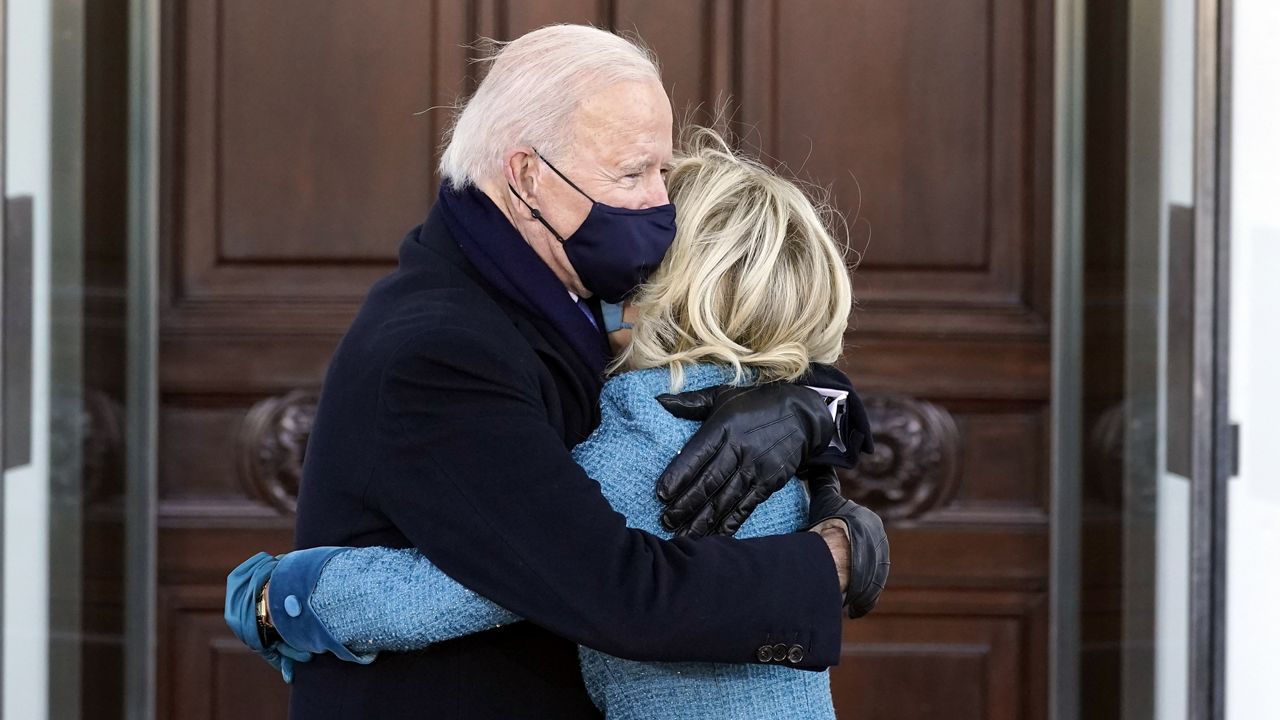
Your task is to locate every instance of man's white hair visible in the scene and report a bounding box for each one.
[439,24,662,189]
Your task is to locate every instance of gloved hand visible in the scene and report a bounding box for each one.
[225,552,314,683]
[655,383,836,537]
[803,465,890,619]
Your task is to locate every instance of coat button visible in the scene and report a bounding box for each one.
[757,645,773,663]
[284,594,302,618]
[787,645,805,663]
[771,643,789,662]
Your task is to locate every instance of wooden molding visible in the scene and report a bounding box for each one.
[843,395,962,520]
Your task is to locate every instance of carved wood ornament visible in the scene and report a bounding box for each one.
[237,389,319,514]
[841,395,961,520]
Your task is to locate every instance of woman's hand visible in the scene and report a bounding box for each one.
[605,301,635,355]
[654,383,835,537]
[225,553,314,682]
[226,547,376,679]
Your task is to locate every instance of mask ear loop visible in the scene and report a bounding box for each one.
[507,182,568,243]
[507,147,592,242]
[532,148,596,203]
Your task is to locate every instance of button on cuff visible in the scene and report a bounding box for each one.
[269,546,376,665]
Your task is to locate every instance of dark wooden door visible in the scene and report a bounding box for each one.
[156,2,1052,718]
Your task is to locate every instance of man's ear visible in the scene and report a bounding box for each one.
[503,148,540,203]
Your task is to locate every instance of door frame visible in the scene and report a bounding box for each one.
[0,0,8,706]
[1048,1,1085,718]
[124,0,160,716]
[1188,0,1232,716]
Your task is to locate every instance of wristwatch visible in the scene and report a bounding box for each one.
[256,580,280,645]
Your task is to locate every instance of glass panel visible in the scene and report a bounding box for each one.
[1078,0,1199,716]
[3,1,155,717]
[4,1,54,716]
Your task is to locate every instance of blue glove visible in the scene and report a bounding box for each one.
[225,552,314,683]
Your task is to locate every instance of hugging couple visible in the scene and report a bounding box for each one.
[225,23,890,720]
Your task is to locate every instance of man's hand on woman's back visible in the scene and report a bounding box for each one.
[802,465,890,619]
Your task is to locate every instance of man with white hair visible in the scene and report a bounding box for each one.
[225,25,883,719]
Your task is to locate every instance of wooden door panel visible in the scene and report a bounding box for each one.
[776,1,995,271]
[157,2,1053,717]
[159,584,290,719]
[740,0,1051,334]
[215,1,438,262]
[500,0,601,34]
[832,588,1046,720]
[615,0,736,124]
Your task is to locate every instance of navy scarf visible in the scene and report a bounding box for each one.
[437,184,607,377]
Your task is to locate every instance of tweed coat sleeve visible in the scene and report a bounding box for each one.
[306,546,522,654]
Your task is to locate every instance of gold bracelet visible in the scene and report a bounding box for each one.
[256,580,274,636]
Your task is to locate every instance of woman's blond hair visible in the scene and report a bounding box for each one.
[611,127,853,390]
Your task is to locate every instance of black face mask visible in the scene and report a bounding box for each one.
[509,149,677,304]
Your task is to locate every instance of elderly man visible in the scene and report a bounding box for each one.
[225,24,885,719]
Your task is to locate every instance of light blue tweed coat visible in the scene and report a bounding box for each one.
[307,365,836,720]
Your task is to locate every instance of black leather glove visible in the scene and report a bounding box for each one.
[803,465,890,619]
[655,383,836,537]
